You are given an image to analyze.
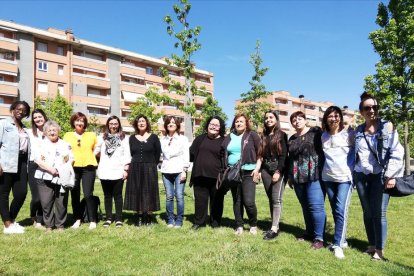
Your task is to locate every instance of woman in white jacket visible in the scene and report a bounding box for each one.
[95,116,131,228]
[160,116,189,228]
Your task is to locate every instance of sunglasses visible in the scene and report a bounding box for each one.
[363,105,379,112]
[168,137,173,146]
[77,139,81,147]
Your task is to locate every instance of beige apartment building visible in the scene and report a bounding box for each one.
[236,90,358,135]
[0,20,213,133]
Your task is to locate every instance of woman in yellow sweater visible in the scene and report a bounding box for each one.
[63,112,98,229]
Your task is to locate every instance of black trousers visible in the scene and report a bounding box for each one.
[101,178,124,222]
[71,166,96,222]
[28,161,43,223]
[0,153,28,222]
[193,177,217,225]
[231,170,257,228]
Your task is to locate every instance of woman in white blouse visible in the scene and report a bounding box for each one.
[95,116,131,228]
[34,121,74,232]
[160,116,189,228]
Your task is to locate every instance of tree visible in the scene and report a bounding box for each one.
[146,0,207,141]
[194,95,228,136]
[128,95,163,135]
[364,0,414,174]
[34,94,73,137]
[236,40,272,129]
[86,114,101,135]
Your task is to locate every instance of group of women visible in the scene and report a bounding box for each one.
[0,91,405,261]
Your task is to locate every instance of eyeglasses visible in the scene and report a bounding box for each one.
[168,137,173,146]
[363,105,379,112]
[208,123,220,129]
[77,139,81,147]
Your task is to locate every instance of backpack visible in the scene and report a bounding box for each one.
[80,196,102,223]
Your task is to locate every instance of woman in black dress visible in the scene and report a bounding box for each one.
[124,115,161,226]
[190,116,226,229]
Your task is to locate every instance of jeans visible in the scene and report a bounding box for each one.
[28,161,43,223]
[162,173,185,226]
[354,172,390,250]
[101,179,124,222]
[0,153,28,223]
[294,180,326,241]
[261,169,284,230]
[71,166,96,222]
[324,181,352,247]
[231,170,257,228]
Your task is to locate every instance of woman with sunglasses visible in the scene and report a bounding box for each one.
[354,92,404,260]
[160,116,189,228]
[321,106,355,259]
[27,109,48,229]
[0,101,30,234]
[190,116,225,229]
[63,112,98,229]
[94,116,131,228]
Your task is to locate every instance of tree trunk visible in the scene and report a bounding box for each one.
[404,121,411,175]
[184,77,193,142]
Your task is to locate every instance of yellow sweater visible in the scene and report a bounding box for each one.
[63,132,98,167]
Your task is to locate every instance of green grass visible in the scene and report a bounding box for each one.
[1,177,413,275]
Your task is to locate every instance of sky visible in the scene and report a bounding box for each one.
[1,0,384,121]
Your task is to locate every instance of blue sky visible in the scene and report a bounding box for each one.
[1,0,384,121]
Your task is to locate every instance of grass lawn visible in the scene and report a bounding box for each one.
[1,177,413,275]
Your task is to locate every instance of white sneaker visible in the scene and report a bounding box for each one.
[3,224,24,234]
[341,241,349,249]
[167,224,174,228]
[333,246,345,259]
[71,220,81,229]
[235,227,243,236]
[249,226,258,235]
[89,222,97,230]
[33,222,45,230]
[14,222,25,231]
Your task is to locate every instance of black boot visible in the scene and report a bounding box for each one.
[136,214,143,227]
[145,213,154,225]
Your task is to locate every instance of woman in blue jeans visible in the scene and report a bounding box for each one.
[160,116,189,228]
[321,106,355,259]
[354,92,404,260]
[288,111,326,249]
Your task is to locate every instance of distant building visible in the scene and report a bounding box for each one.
[0,20,213,133]
[235,90,358,135]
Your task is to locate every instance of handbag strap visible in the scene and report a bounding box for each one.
[362,131,384,169]
[239,132,251,166]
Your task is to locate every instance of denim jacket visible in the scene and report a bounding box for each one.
[0,117,28,173]
[355,119,404,178]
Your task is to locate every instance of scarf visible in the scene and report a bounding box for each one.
[104,133,121,157]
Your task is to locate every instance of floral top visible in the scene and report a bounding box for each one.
[288,127,324,184]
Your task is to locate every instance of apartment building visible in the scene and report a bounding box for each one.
[0,20,213,133]
[236,90,358,135]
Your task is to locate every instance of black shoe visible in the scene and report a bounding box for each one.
[262,230,272,236]
[136,215,143,227]
[263,230,279,240]
[191,224,204,230]
[145,214,155,225]
[210,220,220,228]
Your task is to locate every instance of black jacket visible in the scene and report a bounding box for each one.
[220,131,261,169]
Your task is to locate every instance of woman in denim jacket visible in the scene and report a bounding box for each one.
[0,101,31,234]
[354,92,404,260]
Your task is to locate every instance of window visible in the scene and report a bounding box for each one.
[169,70,178,76]
[0,76,3,82]
[146,67,153,75]
[37,61,48,72]
[37,42,48,52]
[0,52,14,61]
[58,84,64,95]
[58,65,64,76]
[88,107,108,116]
[57,46,64,56]
[38,82,48,93]
[0,97,4,104]
[156,69,162,77]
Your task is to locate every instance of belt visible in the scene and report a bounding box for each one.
[19,151,28,155]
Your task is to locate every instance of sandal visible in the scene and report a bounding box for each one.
[103,220,112,227]
[115,221,123,228]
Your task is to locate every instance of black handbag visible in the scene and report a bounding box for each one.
[386,173,414,197]
[263,160,278,175]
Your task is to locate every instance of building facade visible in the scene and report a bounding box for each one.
[236,90,358,135]
[0,20,213,133]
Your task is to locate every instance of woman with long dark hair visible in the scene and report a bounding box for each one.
[95,115,131,228]
[124,115,161,226]
[354,92,404,260]
[221,113,261,236]
[257,111,288,240]
[27,109,48,229]
[321,106,355,259]
[190,116,226,229]
[0,101,30,234]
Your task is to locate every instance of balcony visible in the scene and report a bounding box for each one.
[0,37,18,52]
[0,80,18,97]
[72,69,110,89]
[72,55,107,72]
[36,50,67,64]
[0,60,18,74]
[120,64,146,79]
